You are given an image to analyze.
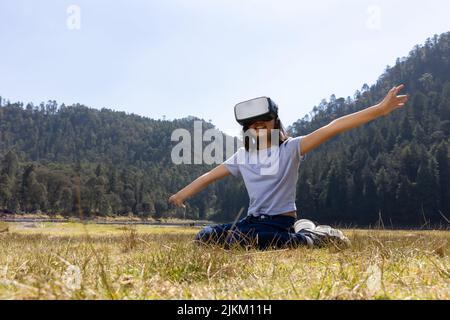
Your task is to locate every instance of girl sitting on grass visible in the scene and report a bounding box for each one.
[169,85,408,250]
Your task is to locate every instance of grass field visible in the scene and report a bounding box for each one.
[0,221,448,300]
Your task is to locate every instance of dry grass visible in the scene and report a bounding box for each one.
[0,222,8,233]
[0,222,448,300]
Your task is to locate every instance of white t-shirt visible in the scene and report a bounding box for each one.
[223,136,306,217]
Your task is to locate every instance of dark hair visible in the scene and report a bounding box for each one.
[242,117,290,151]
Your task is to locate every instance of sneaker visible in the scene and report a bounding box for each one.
[296,222,351,248]
[316,225,350,246]
[294,219,316,233]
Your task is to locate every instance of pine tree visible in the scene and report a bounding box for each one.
[433,142,450,215]
[415,154,439,218]
[60,187,73,215]
[0,174,12,209]
[395,176,417,224]
[1,150,19,177]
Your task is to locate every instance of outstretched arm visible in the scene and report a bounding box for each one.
[300,84,409,156]
[168,164,230,208]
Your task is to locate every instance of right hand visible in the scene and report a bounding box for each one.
[168,193,186,208]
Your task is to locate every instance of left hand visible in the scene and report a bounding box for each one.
[378,84,409,116]
[168,193,186,208]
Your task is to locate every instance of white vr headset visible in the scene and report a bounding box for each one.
[234,97,279,126]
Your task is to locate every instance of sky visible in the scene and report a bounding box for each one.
[1,0,450,137]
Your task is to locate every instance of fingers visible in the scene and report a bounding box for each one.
[168,195,186,208]
[389,84,405,96]
[397,96,408,106]
[397,95,408,104]
[395,84,405,92]
[170,201,185,208]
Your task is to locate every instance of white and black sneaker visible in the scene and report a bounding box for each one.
[294,219,351,249]
[294,219,316,233]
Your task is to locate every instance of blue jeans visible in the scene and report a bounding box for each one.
[195,215,308,250]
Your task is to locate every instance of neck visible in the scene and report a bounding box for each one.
[257,136,272,150]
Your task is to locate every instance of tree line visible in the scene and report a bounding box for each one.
[1,32,450,227]
[291,32,450,227]
[0,104,246,220]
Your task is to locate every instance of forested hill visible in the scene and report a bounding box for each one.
[290,32,450,227]
[0,104,213,166]
[1,32,450,227]
[0,105,247,221]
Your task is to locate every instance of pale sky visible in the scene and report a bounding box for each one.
[1,0,450,136]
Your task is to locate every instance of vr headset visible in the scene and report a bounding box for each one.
[234,97,278,126]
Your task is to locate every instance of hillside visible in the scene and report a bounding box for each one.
[1,32,450,227]
[290,32,450,227]
[0,105,247,220]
